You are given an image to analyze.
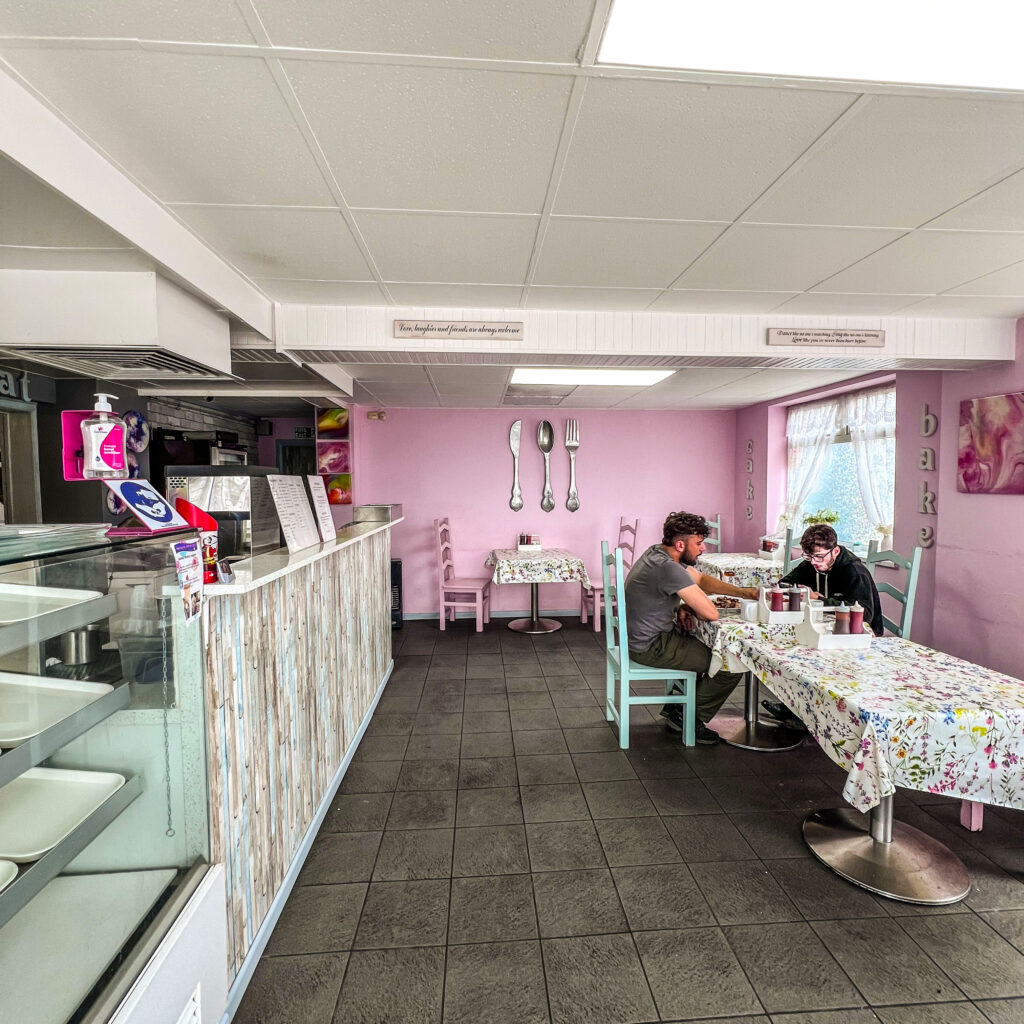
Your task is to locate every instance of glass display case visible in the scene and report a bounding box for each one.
[0,525,210,1024]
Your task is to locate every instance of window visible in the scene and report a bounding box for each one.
[784,386,896,552]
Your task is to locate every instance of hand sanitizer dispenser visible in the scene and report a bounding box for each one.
[81,393,128,479]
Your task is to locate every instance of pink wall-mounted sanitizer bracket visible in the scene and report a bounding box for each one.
[60,410,92,481]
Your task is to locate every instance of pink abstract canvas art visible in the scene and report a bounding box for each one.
[958,392,1024,493]
[317,441,351,475]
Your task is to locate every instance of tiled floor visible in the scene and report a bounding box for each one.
[236,617,1024,1024]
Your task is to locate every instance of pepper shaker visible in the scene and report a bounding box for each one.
[834,602,851,635]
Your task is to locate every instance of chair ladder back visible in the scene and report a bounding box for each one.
[617,517,640,572]
[600,541,620,647]
[435,518,456,584]
[704,513,722,551]
[866,541,922,639]
[783,526,803,574]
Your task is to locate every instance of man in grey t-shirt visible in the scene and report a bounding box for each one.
[625,511,757,745]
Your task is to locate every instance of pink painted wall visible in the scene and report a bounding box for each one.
[353,406,736,616]
[256,416,316,467]
[733,403,786,551]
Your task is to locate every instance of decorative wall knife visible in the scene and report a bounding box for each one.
[509,420,523,511]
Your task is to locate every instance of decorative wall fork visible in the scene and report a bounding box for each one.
[565,419,580,512]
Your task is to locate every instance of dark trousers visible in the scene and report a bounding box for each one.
[630,627,744,723]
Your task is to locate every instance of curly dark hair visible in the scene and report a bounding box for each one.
[662,511,709,546]
[801,523,838,552]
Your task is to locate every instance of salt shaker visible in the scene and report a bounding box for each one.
[849,601,864,634]
[833,602,851,635]
[769,586,786,612]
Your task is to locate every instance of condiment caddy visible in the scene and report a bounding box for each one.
[795,600,872,650]
[516,533,542,554]
[757,536,783,562]
[756,585,807,625]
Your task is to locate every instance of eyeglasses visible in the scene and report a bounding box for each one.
[803,548,837,564]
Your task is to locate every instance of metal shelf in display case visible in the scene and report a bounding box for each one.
[0,584,118,658]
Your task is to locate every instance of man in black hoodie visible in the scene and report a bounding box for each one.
[762,523,883,727]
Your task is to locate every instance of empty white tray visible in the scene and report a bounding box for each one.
[0,674,114,747]
[0,583,106,627]
[0,767,126,862]
[0,860,15,894]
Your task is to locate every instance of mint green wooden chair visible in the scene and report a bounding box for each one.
[783,527,803,574]
[865,540,922,639]
[601,541,697,749]
[703,513,722,551]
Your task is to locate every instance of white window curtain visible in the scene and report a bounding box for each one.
[844,386,896,547]
[782,397,841,532]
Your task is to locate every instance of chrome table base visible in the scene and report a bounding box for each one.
[803,795,970,904]
[508,583,562,634]
[708,672,804,752]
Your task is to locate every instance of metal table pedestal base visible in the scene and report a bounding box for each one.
[707,673,805,752]
[803,796,970,904]
[508,582,562,635]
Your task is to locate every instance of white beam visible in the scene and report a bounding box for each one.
[0,64,274,337]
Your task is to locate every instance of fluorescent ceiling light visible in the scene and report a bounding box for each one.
[599,0,1024,91]
[511,368,675,386]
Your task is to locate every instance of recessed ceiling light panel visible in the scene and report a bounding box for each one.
[511,368,675,387]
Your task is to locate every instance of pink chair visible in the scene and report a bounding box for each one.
[581,517,639,632]
[435,517,491,632]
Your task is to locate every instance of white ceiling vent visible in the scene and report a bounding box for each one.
[4,347,225,380]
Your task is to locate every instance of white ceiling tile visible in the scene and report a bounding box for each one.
[172,206,371,279]
[523,286,662,311]
[554,78,855,220]
[283,61,571,213]
[649,290,796,314]
[359,381,439,406]
[533,219,724,288]
[252,278,386,304]
[754,93,1024,228]
[646,368,758,397]
[357,212,537,284]
[815,230,1024,294]
[0,50,333,205]
[438,394,505,407]
[560,385,645,407]
[352,382,380,403]
[930,170,1024,231]
[772,292,928,315]
[897,295,1024,317]
[427,366,510,386]
[254,0,594,61]
[676,224,901,292]
[386,283,524,307]
[0,0,255,42]
[943,258,1024,297]
[334,364,431,384]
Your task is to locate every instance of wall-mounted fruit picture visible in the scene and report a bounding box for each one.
[317,440,350,474]
[324,473,352,505]
[316,407,349,440]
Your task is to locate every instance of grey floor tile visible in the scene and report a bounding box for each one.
[321,792,393,833]
[265,883,367,955]
[812,917,965,1005]
[570,751,638,782]
[725,921,863,1014]
[453,824,531,875]
[508,691,555,710]
[705,774,791,812]
[352,733,410,762]
[516,754,579,786]
[511,708,562,731]
[385,790,457,830]
[513,729,570,755]
[533,867,628,937]
[520,783,590,823]
[448,874,539,944]
[505,676,549,693]
[460,731,514,758]
[595,816,681,867]
[624,749,696,779]
[551,689,600,708]
[636,926,763,1021]
[612,863,713,931]
[336,946,445,1024]
[769,1012,881,1024]
[766,857,890,920]
[563,726,619,753]
[690,860,802,926]
[543,674,587,690]
[874,1003,990,1023]
[899,914,1024,999]
[352,879,450,949]
[464,692,509,711]
[765,773,847,812]
[373,828,454,880]
[456,786,523,826]
[367,713,415,736]
[976,997,1024,1023]
[467,654,504,676]
[664,813,757,863]
[979,909,1024,953]
[504,660,542,677]
[443,940,549,1024]
[404,732,462,760]
[339,761,402,794]
[462,710,512,733]
[458,756,518,788]
[526,820,606,872]
[582,780,658,819]
[396,758,460,791]
[555,705,608,729]
[643,777,721,815]
[235,951,347,1024]
[959,848,1024,912]
[298,831,382,885]
[729,810,811,859]
[542,933,657,1024]
[464,677,507,694]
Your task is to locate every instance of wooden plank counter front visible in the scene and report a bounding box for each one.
[204,521,397,981]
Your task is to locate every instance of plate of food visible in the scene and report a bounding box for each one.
[710,595,741,615]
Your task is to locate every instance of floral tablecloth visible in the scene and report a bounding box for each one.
[701,620,1024,814]
[696,552,783,588]
[487,548,592,588]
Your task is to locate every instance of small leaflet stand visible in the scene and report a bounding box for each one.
[104,480,189,537]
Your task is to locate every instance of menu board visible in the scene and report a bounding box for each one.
[267,475,321,554]
[306,475,337,543]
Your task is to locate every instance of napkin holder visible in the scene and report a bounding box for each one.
[756,587,805,625]
[794,607,872,650]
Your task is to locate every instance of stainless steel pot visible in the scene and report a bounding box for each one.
[59,623,109,665]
